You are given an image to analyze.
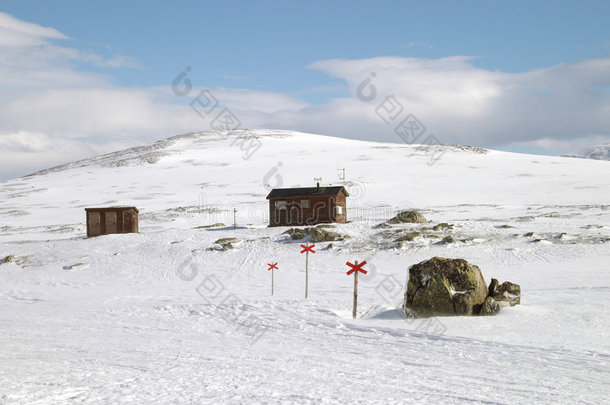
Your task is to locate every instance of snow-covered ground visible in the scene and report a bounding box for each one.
[1,129,609,404]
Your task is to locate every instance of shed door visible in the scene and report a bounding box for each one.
[123,211,134,233]
[88,212,101,237]
[105,211,118,234]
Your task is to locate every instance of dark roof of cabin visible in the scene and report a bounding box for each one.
[85,206,139,213]
[266,186,349,199]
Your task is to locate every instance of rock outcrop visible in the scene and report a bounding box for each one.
[283,226,345,242]
[479,280,521,316]
[211,237,240,250]
[1,255,14,264]
[404,257,488,318]
[488,278,521,307]
[387,210,427,224]
[404,257,521,318]
[432,223,453,231]
[396,231,422,242]
[480,296,501,316]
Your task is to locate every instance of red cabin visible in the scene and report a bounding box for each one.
[266,184,349,227]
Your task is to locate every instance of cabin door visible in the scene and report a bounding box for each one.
[289,205,300,226]
[105,211,118,234]
[88,212,101,237]
[123,211,134,233]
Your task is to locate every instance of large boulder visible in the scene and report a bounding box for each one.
[387,210,427,224]
[404,257,488,318]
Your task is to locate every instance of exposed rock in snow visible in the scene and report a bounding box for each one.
[480,296,501,316]
[283,227,345,242]
[404,257,488,317]
[386,210,427,224]
[1,255,15,264]
[490,279,521,307]
[481,278,521,315]
[432,222,454,231]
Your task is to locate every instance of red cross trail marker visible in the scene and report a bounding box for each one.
[346,260,367,276]
[268,263,278,295]
[300,244,315,254]
[346,260,367,318]
[300,244,315,299]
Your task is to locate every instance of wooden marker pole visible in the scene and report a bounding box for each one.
[300,244,315,299]
[352,261,358,319]
[305,249,309,299]
[345,260,367,319]
[268,263,278,296]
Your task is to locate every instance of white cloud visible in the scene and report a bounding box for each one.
[302,56,610,148]
[0,12,68,46]
[0,131,137,178]
[2,13,610,180]
[0,12,140,90]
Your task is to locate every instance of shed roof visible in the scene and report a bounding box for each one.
[266,186,349,199]
[85,206,139,213]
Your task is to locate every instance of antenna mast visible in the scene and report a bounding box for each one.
[337,168,346,184]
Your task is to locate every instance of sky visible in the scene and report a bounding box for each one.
[1,0,609,180]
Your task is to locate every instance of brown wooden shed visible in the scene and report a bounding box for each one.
[266,184,349,227]
[85,206,139,237]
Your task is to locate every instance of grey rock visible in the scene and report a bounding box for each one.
[492,281,521,306]
[213,237,240,250]
[1,255,15,264]
[283,227,345,242]
[387,210,427,224]
[404,257,488,318]
[480,296,501,316]
[283,228,307,240]
[432,223,454,231]
[396,231,422,242]
[488,278,499,296]
[436,236,456,244]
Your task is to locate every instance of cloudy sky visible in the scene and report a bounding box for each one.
[1,0,609,180]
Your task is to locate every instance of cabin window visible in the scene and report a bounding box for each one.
[275,201,287,210]
[301,199,310,209]
[336,206,343,215]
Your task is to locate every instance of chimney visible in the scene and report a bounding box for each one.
[316,182,320,192]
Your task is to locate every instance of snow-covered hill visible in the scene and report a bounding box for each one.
[563,143,610,161]
[1,129,609,404]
